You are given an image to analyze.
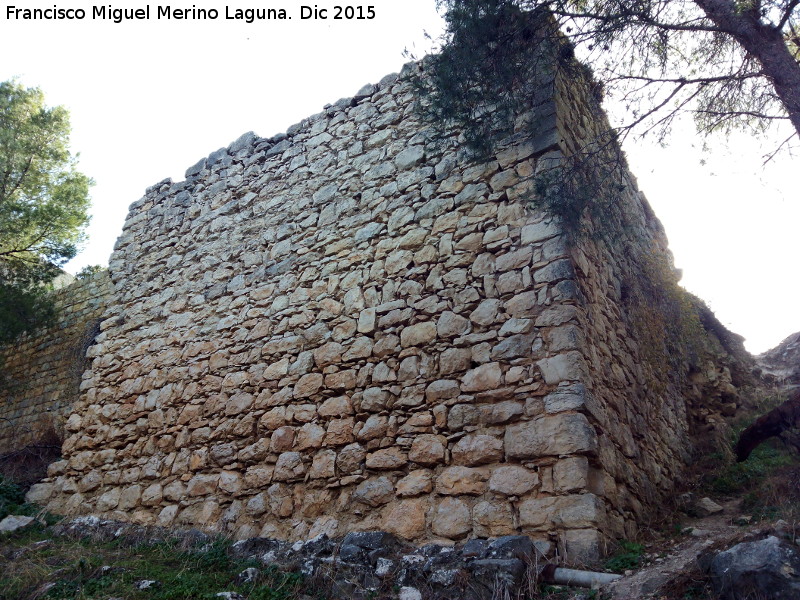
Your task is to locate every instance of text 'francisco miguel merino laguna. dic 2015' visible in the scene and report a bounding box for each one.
[5,5,377,23]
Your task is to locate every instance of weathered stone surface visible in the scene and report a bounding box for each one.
[437,312,470,338]
[473,502,515,537]
[451,435,503,466]
[425,380,460,402]
[409,435,447,466]
[352,477,395,507]
[273,452,305,481]
[396,470,433,497]
[432,497,472,539]
[382,498,427,540]
[470,300,502,327]
[366,447,408,470]
[505,414,598,458]
[709,536,800,600]
[0,515,35,533]
[536,351,586,384]
[436,466,487,496]
[400,322,437,347]
[489,466,539,496]
[462,363,503,392]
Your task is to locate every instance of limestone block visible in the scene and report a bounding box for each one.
[273,452,306,481]
[382,497,428,540]
[400,322,437,347]
[473,501,516,537]
[395,146,425,171]
[118,485,143,510]
[447,404,480,430]
[264,359,290,381]
[314,342,344,368]
[246,492,268,516]
[139,483,162,506]
[294,373,324,398]
[504,291,538,318]
[372,362,397,383]
[243,465,273,488]
[360,387,390,412]
[518,496,557,529]
[461,363,503,392]
[219,471,243,495]
[188,474,219,497]
[536,351,587,384]
[553,456,589,493]
[396,469,433,497]
[489,465,539,496]
[163,480,187,502]
[543,384,587,413]
[398,356,420,380]
[319,395,354,417]
[496,247,533,271]
[77,471,102,493]
[157,505,179,527]
[408,434,447,466]
[491,334,536,360]
[451,434,503,466]
[519,493,603,531]
[270,427,296,453]
[437,311,470,338]
[309,450,336,479]
[436,466,487,496]
[432,497,472,539]
[425,379,460,402]
[325,369,358,390]
[353,477,395,507]
[469,299,502,328]
[336,443,366,473]
[520,220,560,244]
[499,318,535,336]
[344,337,373,360]
[479,401,524,425]
[439,348,471,375]
[324,418,355,446]
[356,415,388,442]
[357,308,376,333]
[563,528,602,564]
[25,483,54,505]
[96,488,121,512]
[505,414,598,459]
[373,334,400,358]
[533,259,574,284]
[296,423,325,450]
[260,408,287,430]
[535,305,579,328]
[366,447,407,470]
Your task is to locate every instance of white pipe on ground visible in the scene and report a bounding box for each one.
[547,567,623,588]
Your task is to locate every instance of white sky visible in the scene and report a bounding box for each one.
[1,0,797,354]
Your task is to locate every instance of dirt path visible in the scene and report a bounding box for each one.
[604,500,749,599]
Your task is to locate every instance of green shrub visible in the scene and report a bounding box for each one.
[0,474,25,519]
[603,540,645,572]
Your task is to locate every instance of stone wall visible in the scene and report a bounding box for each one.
[27,60,747,563]
[0,271,111,455]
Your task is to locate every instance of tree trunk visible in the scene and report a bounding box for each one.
[694,0,800,137]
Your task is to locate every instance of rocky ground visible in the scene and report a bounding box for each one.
[1,484,798,600]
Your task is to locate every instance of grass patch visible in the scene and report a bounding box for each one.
[708,443,794,496]
[1,528,306,600]
[602,541,645,573]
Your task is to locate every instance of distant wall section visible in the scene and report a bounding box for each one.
[0,271,111,455]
